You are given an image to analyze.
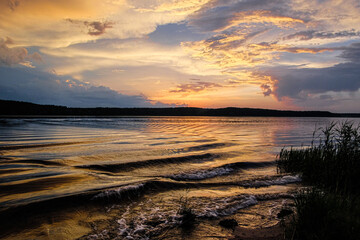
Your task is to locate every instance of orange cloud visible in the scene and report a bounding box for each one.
[182,30,272,68]
[169,81,222,94]
[131,0,211,14]
[183,29,338,72]
[218,10,304,31]
[0,0,100,18]
[248,43,337,54]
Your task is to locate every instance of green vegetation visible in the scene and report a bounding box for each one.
[277,122,360,240]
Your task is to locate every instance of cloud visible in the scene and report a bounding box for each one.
[0,67,170,107]
[0,0,208,48]
[182,30,337,69]
[189,0,360,33]
[266,63,360,100]
[260,83,273,96]
[66,19,114,36]
[0,38,42,66]
[339,42,360,62]
[259,42,360,102]
[169,81,222,93]
[7,0,20,11]
[40,38,221,77]
[85,21,114,36]
[189,0,306,32]
[1,0,359,111]
[0,39,27,66]
[284,30,360,41]
[214,10,304,32]
[249,42,337,54]
[29,52,43,63]
[182,30,269,68]
[129,0,210,14]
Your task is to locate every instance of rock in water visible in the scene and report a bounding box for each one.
[219,219,238,229]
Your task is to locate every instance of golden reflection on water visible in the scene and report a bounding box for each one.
[0,117,353,239]
[185,184,297,198]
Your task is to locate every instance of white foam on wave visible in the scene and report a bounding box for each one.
[91,183,145,200]
[170,166,234,180]
[196,195,258,218]
[85,190,297,239]
[115,203,180,240]
[86,175,301,239]
[243,175,301,188]
[111,194,259,239]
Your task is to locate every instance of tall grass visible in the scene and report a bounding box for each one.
[177,195,196,229]
[277,121,360,196]
[289,189,360,240]
[277,121,360,239]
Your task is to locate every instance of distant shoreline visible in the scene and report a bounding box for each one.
[1,99,360,118]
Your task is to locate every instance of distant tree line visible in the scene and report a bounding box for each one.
[1,99,359,117]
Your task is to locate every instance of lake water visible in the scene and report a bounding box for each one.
[0,117,358,239]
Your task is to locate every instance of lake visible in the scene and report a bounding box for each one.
[0,117,357,239]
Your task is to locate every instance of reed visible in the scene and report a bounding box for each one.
[177,195,196,229]
[277,121,360,196]
[286,188,360,240]
[277,121,360,239]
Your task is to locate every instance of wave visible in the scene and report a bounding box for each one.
[0,168,30,175]
[91,183,145,200]
[90,175,301,202]
[1,159,63,166]
[242,175,301,188]
[147,138,215,146]
[89,175,301,202]
[0,175,301,219]
[169,166,234,180]
[87,194,258,240]
[168,161,275,181]
[184,142,232,152]
[0,171,65,184]
[0,141,83,151]
[197,195,258,218]
[0,175,83,196]
[76,153,219,173]
[85,191,294,240]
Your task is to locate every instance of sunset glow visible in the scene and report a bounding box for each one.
[1,0,360,111]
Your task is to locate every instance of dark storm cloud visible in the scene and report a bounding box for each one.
[284,30,360,41]
[0,67,168,107]
[262,42,360,100]
[268,63,360,100]
[339,42,360,62]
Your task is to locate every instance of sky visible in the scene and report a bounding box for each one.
[0,0,360,112]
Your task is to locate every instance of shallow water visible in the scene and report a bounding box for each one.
[0,117,357,239]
